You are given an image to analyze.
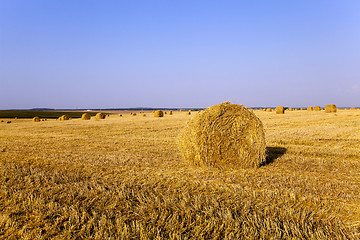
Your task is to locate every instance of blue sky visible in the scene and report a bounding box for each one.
[1,0,359,109]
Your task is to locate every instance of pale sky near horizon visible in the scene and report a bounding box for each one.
[1,1,360,109]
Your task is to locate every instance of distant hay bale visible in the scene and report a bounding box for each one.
[154,110,164,117]
[187,111,191,115]
[288,108,293,111]
[143,114,146,117]
[95,112,106,119]
[266,108,272,112]
[7,121,11,124]
[275,106,285,114]
[307,106,313,111]
[59,115,70,121]
[178,102,266,169]
[132,113,137,116]
[33,116,40,122]
[81,113,91,120]
[325,104,337,113]
[168,111,173,115]
[119,114,122,117]
[314,106,321,111]
[350,107,356,110]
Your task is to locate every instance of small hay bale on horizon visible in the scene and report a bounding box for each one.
[314,106,321,111]
[33,116,40,122]
[178,102,266,169]
[143,114,146,117]
[154,110,164,117]
[325,104,337,113]
[81,113,91,120]
[266,108,272,112]
[59,115,70,121]
[307,106,313,111]
[168,111,173,115]
[275,106,285,114]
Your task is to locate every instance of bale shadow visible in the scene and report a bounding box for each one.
[259,147,287,167]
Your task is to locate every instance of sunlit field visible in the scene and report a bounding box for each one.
[1,109,360,239]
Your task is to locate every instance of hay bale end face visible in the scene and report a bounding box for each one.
[95,113,106,119]
[275,106,285,114]
[325,104,337,113]
[33,116,40,122]
[178,102,266,169]
[81,113,91,120]
[314,106,321,111]
[154,110,164,117]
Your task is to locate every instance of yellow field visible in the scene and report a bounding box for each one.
[1,110,360,239]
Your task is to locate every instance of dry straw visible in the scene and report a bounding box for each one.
[325,104,337,113]
[81,113,91,120]
[95,113,106,119]
[275,106,285,114]
[314,106,321,111]
[33,116,40,122]
[178,102,266,169]
[307,106,313,111]
[154,110,164,117]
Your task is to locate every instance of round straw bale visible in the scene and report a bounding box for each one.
[59,115,70,121]
[168,111,173,115]
[143,114,146,117]
[275,106,285,114]
[95,112,106,119]
[325,104,337,113]
[178,102,266,169]
[119,114,122,117]
[154,110,164,117]
[7,121,11,124]
[266,108,272,112]
[33,116,40,122]
[132,113,137,116]
[81,113,91,120]
[187,111,191,115]
[350,107,356,110]
[314,106,321,111]
[307,106,313,111]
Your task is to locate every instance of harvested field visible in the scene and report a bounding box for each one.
[0,110,360,239]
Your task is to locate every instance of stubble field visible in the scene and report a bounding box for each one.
[1,109,360,239]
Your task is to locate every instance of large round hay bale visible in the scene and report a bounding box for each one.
[307,106,313,111]
[178,102,266,169]
[325,104,337,113]
[275,106,285,114]
[81,113,91,120]
[33,116,40,122]
[59,115,70,121]
[314,106,321,111]
[95,112,106,119]
[154,110,164,117]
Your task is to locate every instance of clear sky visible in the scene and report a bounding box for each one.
[1,0,360,109]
